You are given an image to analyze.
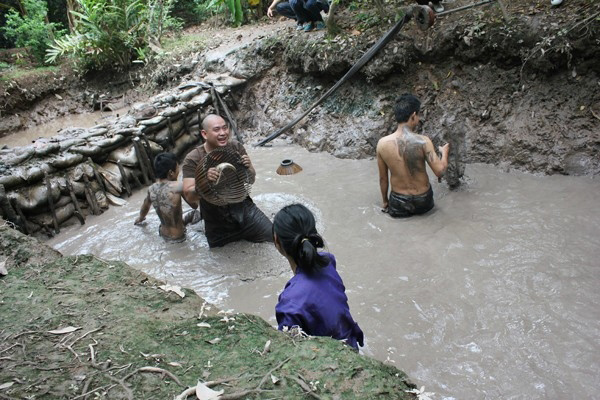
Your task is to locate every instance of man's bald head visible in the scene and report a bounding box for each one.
[202,114,226,131]
[201,114,231,151]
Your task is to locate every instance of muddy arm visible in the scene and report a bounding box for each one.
[377,151,389,210]
[182,177,199,209]
[424,138,449,178]
[135,193,152,225]
[240,154,256,184]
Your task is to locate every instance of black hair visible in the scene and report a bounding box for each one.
[273,203,329,274]
[394,93,421,123]
[154,152,178,179]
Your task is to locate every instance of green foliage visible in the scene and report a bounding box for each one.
[226,0,243,26]
[191,0,243,26]
[192,0,226,23]
[46,0,181,71]
[2,0,65,64]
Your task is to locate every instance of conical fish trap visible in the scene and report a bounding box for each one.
[195,146,252,206]
[276,159,302,175]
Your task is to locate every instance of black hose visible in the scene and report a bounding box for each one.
[255,13,411,147]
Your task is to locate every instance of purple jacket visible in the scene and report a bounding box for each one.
[276,252,364,349]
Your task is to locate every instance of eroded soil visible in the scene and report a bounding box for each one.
[1,0,598,176]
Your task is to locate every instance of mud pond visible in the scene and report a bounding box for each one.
[36,139,599,399]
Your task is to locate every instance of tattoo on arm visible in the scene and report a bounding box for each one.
[427,151,434,163]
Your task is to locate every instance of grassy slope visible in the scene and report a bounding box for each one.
[0,226,416,399]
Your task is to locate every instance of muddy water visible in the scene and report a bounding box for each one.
[0,108,126,148]
[47,143,600,400]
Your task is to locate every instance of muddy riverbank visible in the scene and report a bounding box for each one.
[2,0,599,176]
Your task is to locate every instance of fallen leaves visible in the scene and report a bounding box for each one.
[0,382,14,390]
[48,326,81,335]
[195,381,224,400]
[159,284,185,298]
[406,386,435,400]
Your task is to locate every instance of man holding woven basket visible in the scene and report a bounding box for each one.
[182,114,273,248]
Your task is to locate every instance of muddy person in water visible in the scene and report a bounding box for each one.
[376,94,449,217]
[181,114,273,247]
[135,152,198,242]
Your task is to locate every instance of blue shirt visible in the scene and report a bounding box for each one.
[276,252,364,349]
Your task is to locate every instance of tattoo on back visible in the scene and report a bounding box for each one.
[396,137,425,176]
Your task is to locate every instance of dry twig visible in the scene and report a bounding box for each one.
[292,375,323,400]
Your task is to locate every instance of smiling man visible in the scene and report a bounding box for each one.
[182,114,273,247]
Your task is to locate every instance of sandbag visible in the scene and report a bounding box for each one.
[155,118,185,145]
[114,116,137,128]
[101,161,142,185]
[33,142,60,157]
[55,195,72,208]
[187,113,200,128]
[59,138,86,151]
[0,173,24,189]
[187,93,211,108]
[93,134,127,149]
[147,140,163,156]
[69,144,103,157]
[97,164,123,196]
[69,163,94,182]
[80,127,108,139]
[29,203,75,226]
[9,180,61,211]
[139,116,164,126]
[174,132,201,158]
[23,165,54,184]
[56,175,86,198]
[49,152,84,169]
[107,143,138,167]
[178,86,204,102]
[113,127,141,136]
[0,146,35,166]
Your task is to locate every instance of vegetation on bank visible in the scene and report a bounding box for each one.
[0,0,406,74]
[0,225,417,399]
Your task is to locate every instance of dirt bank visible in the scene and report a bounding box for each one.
[232,0,600,176]
[0,225,417,399]
[1,0,599,177]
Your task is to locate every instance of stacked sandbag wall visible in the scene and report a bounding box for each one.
[0,76,245,236]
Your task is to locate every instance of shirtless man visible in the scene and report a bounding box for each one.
[377,93,449,218]
[135,152,196,242]
[181,114,273,247]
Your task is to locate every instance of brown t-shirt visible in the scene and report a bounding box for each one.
[181,140,248,179]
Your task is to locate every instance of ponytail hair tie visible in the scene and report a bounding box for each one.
[301,238,309,244]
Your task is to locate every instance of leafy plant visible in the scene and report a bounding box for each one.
[225,0,243,26]
[192,0,225,23]
[46,0,179,71]
[2,0,65,64]
[192,0,243,26]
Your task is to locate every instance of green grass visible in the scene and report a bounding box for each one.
[161,33,208,54]
[0,65,59,81]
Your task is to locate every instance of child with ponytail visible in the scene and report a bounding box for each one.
[273,204,364,349]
